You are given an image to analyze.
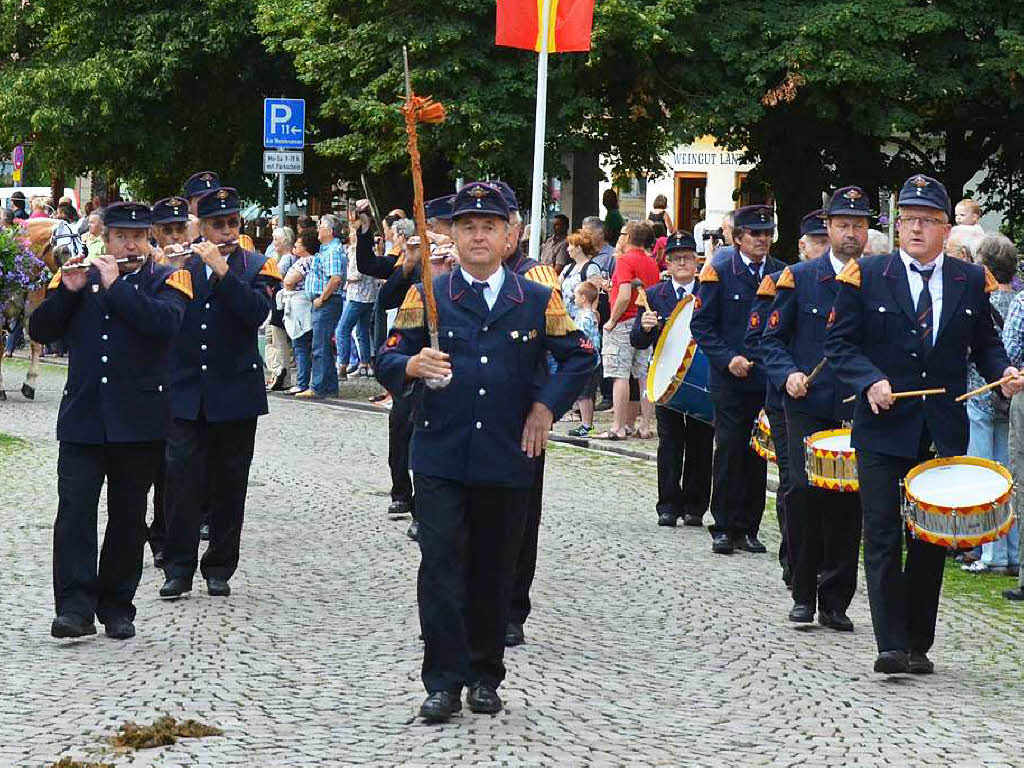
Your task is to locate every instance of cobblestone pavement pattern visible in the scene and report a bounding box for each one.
[2,360,1023,767]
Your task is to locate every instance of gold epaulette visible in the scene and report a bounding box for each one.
[545,289,577,336]
[698,261,719,283]
[47,272,61,290]
[984,266,999,294]
[525,264,559,289]
[395,253,406,268]
[259,257,282,281]
[756,274,777,298]
[165,269,194,299]
[239,234,256,252]
[836,259,861,288]
[776,266,795,289]
[393,286,425,329]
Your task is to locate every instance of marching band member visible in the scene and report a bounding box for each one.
[630,232,713,528]
[159,187,282,600]
[692,205,785,555]
[761,191,870,629]
[825,174,1022,673]
[151,196,192,269]
[30,202,191,639]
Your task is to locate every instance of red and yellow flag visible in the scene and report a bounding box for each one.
[496,0,595,53]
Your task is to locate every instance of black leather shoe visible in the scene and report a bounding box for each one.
[388,500,412,517]
[466,682,503,714]
[159,577,192,599]
[51,614,96,639]
[788,603,815,623]
[737,535,767,553]
[682,514,704,527]
[818,609,854,632]
[407,520,419,541]
[152,550,165,569]
[207,578,231,597]
[657,512,677,527]
[104,618,136,640]
[419,691,461,722]
[199,523,210,541]
[504,622,525,647]
[711,533,734,554]
[1003,587,1024,601]
[873,650,910,674]
[909,651,934,674]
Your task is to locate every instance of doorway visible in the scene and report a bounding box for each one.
[674,172,707,234]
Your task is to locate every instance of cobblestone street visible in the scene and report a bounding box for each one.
[2,360,1024,767]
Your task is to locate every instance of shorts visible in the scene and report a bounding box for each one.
[602,322,650,380]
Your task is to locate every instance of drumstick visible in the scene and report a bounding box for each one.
[630,278,651,311]
[955,374,1016,403]
[842,387,947,404]
[804,358,827,387]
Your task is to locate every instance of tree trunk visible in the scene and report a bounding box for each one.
[50,173,64,213]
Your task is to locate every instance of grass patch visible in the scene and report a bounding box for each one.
[0,433,28,451]
[941,556,1024,619]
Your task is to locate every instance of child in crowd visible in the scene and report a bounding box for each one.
[567,280,603,437]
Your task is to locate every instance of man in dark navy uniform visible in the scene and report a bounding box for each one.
[761,190,871,629]
[376,182,595,723]
[630,232,713,528]
[30,202,191,640]
[183,171,221,241]
[826,174,1022,674]
[160,187,282,600]
[691,205,785,554]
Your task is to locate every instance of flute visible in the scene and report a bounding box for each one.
[61,255,145,271]
[163,240,239,258]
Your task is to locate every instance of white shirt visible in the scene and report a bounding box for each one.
[739,251,764,281]
[463,266,504,311]
[693,219,709,254]
[672,278,696,296]
[829,253,845,278]
[900,249,943,344]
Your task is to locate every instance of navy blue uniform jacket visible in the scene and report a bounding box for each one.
[375,267,597,488]
[629,279,698,351]
[824,252,1008,458]
[760,255,853,421]
[743,270,787,412]
[170,248,280,422]
[30,260,189,444]
[691,249,784,393]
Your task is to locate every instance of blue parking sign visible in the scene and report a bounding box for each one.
[264,98,305,149]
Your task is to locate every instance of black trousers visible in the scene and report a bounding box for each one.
[54,441,163,623]
[709,388,767,537]
[388,390,414,506]
[764,407,791,574]
[785,410,862,612]
[148,450,167,556]
[858,446,946,653]
[163,414,258,583]
[654,405,713,520]
[509,453,544,626]
[414,474,529,693]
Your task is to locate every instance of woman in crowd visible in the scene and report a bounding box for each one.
[558,229,602,318]
[336,223,380,379]
[265,227,297,390]
[281,229,320,395]
[648,193,674,232]
[603,189,625,247]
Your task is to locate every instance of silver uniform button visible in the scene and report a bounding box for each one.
[966,308,973,315]
[479,388,486,396]
[201,324,207,330]
[424,420,430,427]
[448,331,453,338]
[104,314,110,320]
[733,294,740,300]
[921,372,927,378]
[102,334,108,340]
[812,308,818,314]
[878,307,886,313]
[201,344,207,351]
[205,303,210,309]
[201,364,208,371]
[482,325,488,332]
[101,356,108,363]
[252,363,258,369]
[100,377,108,384]
[158,385,163,392]
[476,421,482,429]
[480,356,488,364]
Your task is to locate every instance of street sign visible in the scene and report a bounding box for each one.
[12,144,24,171]
[263,98,305,149]
[263,151,303,175]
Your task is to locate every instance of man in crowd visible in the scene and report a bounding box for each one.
[30,202,191,639]
[826,174,1021,673]
[296,214,346,399]
[582,215,616,278]
[375,181,595,723]
[761,188,870,630]
[10,190,29,221]
[691,205,784,555]
[599,220,661,440]
[540,213,569,271]
[160,188,282,600]
[945,224,985,262]
[630,232,713,528]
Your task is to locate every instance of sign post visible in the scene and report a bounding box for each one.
[263,98,305,227]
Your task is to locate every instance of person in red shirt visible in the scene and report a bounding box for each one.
[597,220,661,439]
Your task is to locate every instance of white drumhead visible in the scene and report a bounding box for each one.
[908,463,1010,507]
[649,299,695,401]
[812,435,853,452]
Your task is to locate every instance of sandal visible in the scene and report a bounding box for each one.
[636,430,655,439]
[593,430,625,441]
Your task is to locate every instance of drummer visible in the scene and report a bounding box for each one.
[825,174,1023,674]
[761,191,870,631]
[630,232,714,528]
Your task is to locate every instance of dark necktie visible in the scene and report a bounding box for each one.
[910,264,934,352]
[676,285,686,302]
[470,280,488,306]
[749,262,761,281]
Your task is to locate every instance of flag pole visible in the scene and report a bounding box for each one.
[527,0,552,262]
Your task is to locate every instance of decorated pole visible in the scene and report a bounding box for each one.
[401,45,446,353]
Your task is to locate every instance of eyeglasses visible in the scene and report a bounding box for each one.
[898,215,945,228]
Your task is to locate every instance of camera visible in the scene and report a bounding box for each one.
[702,228,724,241]
[384,213,401,227]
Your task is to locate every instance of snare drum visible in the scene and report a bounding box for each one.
[646,295,714,424]
[804,429,858,492]
[903,457,1015,549]
[749,409,775,463]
